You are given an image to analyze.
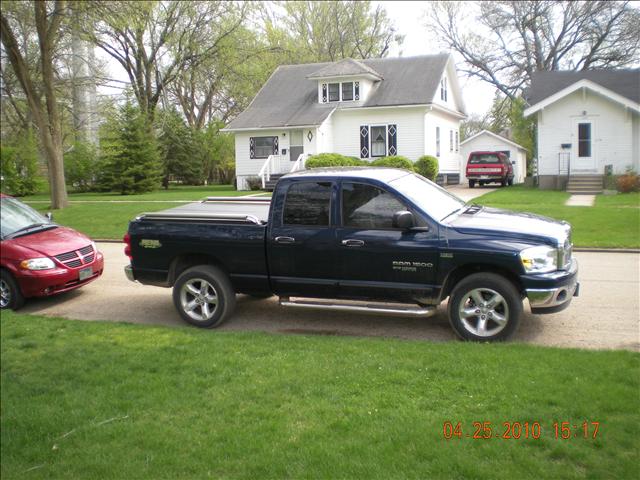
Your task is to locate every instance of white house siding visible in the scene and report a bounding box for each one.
[536,90,637,176]
[316,77,374,104]
[329,106,426,161]
[235,129,293,190]
[424,109,462,175]
[460,134,527,183]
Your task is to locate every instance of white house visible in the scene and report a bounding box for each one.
[524,69,640,190]
[460,130,528,184]
[222,55,467,190]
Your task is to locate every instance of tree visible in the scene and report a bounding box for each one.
[0,129,45,196]
[99,103,161,194]
[265,1,404,63]
[89,1,251,122]
[1,0,69,208]
[157,110,202,188]
[426,1,640,99]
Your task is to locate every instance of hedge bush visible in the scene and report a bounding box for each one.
[305,153,365,169]
[370,155,414,170]
[415,155,439,181]
[616,169,640,193]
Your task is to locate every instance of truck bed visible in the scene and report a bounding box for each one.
[139,197,271,225]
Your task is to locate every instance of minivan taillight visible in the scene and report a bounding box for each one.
[123,233,132,260]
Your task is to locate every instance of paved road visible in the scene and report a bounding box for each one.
[20,243,640,351]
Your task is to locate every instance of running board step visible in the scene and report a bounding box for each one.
[279,297,437,317]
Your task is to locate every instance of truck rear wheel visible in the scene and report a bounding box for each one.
[172,265,236,328]
[448,273,522,341]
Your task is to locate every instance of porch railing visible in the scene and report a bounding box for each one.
[290,153,310,173]
[258,154,288,188]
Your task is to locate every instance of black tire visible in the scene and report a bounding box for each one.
[447,273,522,341]
[0,269,25,310]
[508,177,514,186]
[468,180,475,188]
[500,177,507,187]
[172,265,236,328]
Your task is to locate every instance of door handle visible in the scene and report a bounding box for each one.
[275,236,295,244]
[341,239,365,247]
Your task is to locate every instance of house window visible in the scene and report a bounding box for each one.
[455,131,459,152]
[283,182,331,226]
[440,77,447,102]
[328,83,340,102]
[450,130,453,152]
[252,136,277,159]
[370,126,386,157]
[578,123,591,157]
[436,126,440,157]
[342,82,354,101]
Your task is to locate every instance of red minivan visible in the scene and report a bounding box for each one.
[0,194,104,309]
[465,151,514,188]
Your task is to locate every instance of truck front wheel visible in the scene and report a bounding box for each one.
[172,265,236,328]
[448,273,522,341]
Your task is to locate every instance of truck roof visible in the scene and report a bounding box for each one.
[283,167,411,183]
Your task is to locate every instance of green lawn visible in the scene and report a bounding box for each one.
[475,187,639,248]
[2,312,639,479]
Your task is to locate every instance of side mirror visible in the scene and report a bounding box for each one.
[46,212,53,221]
[392,210,414,230]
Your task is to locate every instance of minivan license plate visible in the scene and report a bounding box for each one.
[79,267,92,281]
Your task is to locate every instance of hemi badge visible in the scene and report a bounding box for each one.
[140,239,162,249]
[440,252,453,258]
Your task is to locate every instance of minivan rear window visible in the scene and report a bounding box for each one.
[469,154,500,164]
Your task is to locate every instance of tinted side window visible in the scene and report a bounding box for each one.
[342,183,406,229]
[283,182,332,226]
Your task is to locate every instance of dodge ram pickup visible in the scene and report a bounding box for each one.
[124,168,578,341]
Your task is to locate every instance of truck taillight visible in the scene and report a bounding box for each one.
[123,233,132,260]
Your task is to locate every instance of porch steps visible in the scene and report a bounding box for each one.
[264,174,286,191]
[566,175,603,195]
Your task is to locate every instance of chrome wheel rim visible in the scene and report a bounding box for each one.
[0,279,10,308]
[180,278,219,322]
[458,287,509,337]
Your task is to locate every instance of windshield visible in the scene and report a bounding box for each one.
[469,154,501,164]
[388,173,466,221]
[1,197,53,239]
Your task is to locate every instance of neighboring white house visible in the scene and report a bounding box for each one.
[460,130,528,184]
[222,55,467,190]
[524,69,640,190]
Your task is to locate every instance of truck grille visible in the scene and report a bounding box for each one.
[54,244,95,269]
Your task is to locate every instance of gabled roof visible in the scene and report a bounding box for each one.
[224,54,455,131]
[460,130,528,152]
[524,69,640,116]
[307,58,383,80]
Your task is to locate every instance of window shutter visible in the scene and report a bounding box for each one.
[387,124,397,156]
[249,137,255,159]
[360,125,369,158]
[273,136,279,155]
[322,83,327,103]
[354,82,360,100]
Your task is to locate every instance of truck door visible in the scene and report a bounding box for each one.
[335,182,439,303]
[267,180,339,298]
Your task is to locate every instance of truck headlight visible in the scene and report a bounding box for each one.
[20,258,56,270]
[519,246,558,273]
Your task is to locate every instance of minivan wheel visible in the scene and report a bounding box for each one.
[0,270,24,310]
[172,265,236,328]
[448,273,522,341]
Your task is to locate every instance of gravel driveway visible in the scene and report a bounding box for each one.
[20,243,640,351]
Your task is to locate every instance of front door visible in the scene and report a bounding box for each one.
[573,119,596,171]
[289,130,304,162]
[334,181,439,303]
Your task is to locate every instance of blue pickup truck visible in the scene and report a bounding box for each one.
[124,168,578,342]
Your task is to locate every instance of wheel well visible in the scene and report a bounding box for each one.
[168,254,227,286]
[440,264,524,302]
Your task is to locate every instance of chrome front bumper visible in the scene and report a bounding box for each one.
[526,281,579,313]
[124,264,135,282]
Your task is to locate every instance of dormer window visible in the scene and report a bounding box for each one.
[325,81,355,102]
[328,83,340,102]
[342,82,354,101]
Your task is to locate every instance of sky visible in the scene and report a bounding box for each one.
[379,1,496,117]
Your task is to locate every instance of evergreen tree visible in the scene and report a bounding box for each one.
[99,103,161,194]
[158,110,203,188]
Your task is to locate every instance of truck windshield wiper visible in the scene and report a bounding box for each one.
[5,223,56,239]
[440,206,465,222]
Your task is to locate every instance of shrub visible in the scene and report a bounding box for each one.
[0,131,45,196]
[65,141,99,192]
[616,168,640,193]
[371,155,414,170]
[305,153,365,169]
[245,176,262,191]
[415,155,439,181]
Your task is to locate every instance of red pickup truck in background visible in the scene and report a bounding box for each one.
[465,151,514,188]
[0,194,104,310]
